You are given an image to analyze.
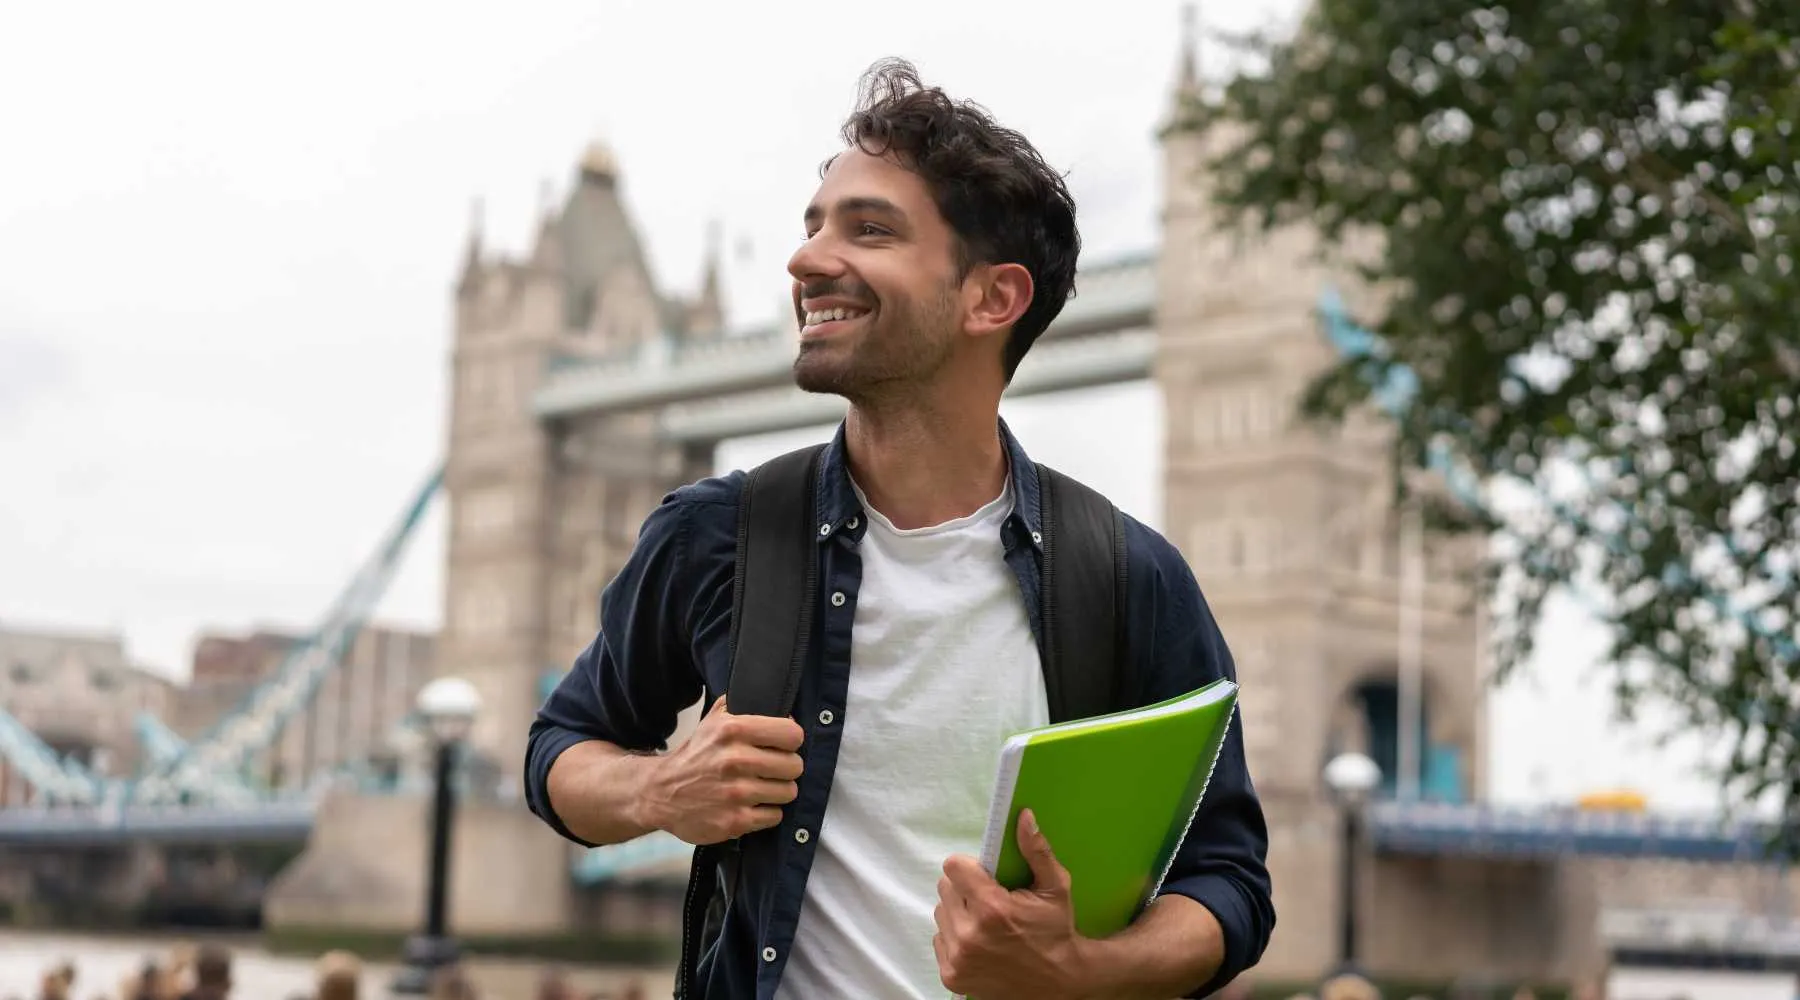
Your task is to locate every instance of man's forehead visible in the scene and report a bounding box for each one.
[807,147,925,213]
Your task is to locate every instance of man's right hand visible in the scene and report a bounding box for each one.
[644,696,807,845]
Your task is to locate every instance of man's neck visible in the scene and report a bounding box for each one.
[843,392,1008,531]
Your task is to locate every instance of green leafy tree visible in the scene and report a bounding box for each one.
[1202,0,1798,821]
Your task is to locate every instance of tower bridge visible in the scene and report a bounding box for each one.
[2,19,1794,984]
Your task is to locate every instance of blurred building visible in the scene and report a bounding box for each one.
[170,623,437,790]
[0,622,175,804]
[172,627,299,739]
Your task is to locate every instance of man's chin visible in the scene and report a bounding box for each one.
[791,369,846,398]
[791,350,854,398]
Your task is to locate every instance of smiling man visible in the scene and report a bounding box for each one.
[525,58,1274,1000]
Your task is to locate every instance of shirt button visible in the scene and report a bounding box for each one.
[762,946,777,963]
[818,522,831,537]
[794,827,811,844]
[1031,530,1043,544]
[847,516,860,530]
[830,591,846,607]
[818,709,835,726]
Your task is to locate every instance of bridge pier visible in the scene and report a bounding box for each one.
[0,841,161,925]
[265,789,579,938]
[1249,798,1565,981]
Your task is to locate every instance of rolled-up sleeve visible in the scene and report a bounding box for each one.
[523,490,706,846]
[1137,538,1275,997]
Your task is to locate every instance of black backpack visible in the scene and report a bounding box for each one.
[673,443,1130,999]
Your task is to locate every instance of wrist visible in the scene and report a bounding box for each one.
[626,750,675,835]
[1065,935,1119,1000]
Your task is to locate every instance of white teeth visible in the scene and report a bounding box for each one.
[803,307,868,327]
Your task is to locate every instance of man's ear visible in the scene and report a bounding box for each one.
[962,262,1034,342]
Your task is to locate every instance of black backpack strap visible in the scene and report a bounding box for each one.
[1036,463,1130,723]
[676,443,825,1000]
[725,443,827,716]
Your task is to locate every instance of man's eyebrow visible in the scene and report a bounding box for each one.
[803,196,907,227]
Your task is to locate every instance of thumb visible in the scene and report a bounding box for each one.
[1016,808,1068,892]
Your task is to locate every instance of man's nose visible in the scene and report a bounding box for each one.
[787,231,845,283]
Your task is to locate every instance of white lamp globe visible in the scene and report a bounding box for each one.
[417,677,481,744]
[1323,751,1382,807]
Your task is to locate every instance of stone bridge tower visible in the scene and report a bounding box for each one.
[442,142,719,783]
[270,143,724,939]
[1151,10,1488,976]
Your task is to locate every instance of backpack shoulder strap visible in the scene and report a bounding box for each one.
[676,442,826,1000]
[724,443,827,717]
[1035,463,1129,723]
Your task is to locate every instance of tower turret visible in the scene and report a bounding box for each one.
[457,197,485,298]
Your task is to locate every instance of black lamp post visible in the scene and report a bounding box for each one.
[392,677,481,996]
[1322,751,1381,974]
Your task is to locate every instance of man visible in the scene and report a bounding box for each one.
[526,58,1274,999]
[180,945,232,1000]
[38,960,75,1000]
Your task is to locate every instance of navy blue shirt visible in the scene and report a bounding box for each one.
[526,420,1274,998]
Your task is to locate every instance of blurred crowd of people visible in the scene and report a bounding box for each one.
[19,943,647,1000]
[20,944,1612,1000]
[1206,971,1608,1000]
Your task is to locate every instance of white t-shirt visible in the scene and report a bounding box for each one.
[775,479,1050,999]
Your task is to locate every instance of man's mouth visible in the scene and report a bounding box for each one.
[799,306,871,337]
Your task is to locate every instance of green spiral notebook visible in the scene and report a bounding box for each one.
[976,678,1240,939]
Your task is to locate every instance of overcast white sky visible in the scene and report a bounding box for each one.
[0,0,1749,814]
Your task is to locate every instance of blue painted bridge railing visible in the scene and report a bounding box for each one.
[1368,800,1790,864]
[0,800,317,846]
[0,797,1783,871]
[572,830,695,885]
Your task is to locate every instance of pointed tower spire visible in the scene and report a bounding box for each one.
[579,137,620,187]
[538,177,557,220]
[1162,2,1209,135]
[682,217,726,339]
[1178,2,1200,95]
[530,177,563,270]
[458,195,485,293]
[466,196,484,254]
[701,217,723,301]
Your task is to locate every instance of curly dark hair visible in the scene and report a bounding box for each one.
[832,57,1080,382]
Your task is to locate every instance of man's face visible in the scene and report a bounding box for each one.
[787,147,964,400]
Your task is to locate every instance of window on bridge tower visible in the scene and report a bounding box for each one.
[1189,397,1214,446]
[460,488,515,537]
[1346,678,1466,803]
[1246,391,1271,439]
[1352,679,1416,800]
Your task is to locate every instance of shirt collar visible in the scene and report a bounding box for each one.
[812,416,1044,551]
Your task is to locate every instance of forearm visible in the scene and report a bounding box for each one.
[544,738,670,846]
[1074,895,1224,1000]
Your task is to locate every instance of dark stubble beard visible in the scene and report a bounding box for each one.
[792,283,960,405]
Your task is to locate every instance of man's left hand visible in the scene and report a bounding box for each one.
[932,808,1095,1000]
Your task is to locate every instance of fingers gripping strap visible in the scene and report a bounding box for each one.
[726,444,825,714]
[1037,463,1126,723]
